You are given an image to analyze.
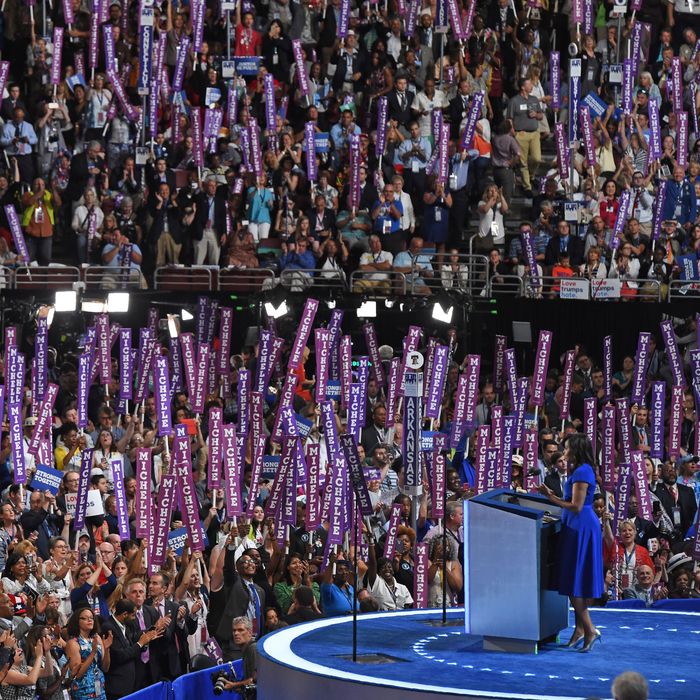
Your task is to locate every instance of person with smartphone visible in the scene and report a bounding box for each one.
[65,607,112,700]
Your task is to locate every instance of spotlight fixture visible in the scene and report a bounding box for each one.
[107,292,130,313]
[356,300,377,319]
[264,300,289,319]
[431,302,454,324]
[326,299,336,310]
[181,308,194,322]
[167,314,181,339]
[54,291,77,313]
[384,299,395,308]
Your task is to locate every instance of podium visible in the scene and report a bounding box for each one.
[464,489,569,653]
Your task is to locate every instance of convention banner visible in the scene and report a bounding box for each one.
[383,503,404,559]
[668,385,683,458]
[461,92,484,149]
[74,448,94,530]
[154,356,173,436]
[616,398,633,464]
[651,181,667,241]
[223,426,243,519]
[192,343,211,414]
[474,425,490,495]
[493,335,507,394]
[677,111,689,167]
[151,472,177,567]
[327,456,346,546]
[288,298,319,370]
[559,350,576,420]
[174,425,206,551]
[340,434,373,517]
[584,397,597,457]
[4,205,29,263]
[649,381,666,459]
[305,443,321,530]
[385,357,400,427]
[425,345,449,419]
[376,97,388,156]
[173,36,191,92]
[551,51,561,109]
[246,436,266,518]
[660,320,685,388]
[51,28,64,85]
[315,328,332,402]
[28,384,58,456]
[135,447,152,538]
[631,451,653,521]
[631,332,651,405]
[601,404,616,491]
[614,462,632,535]
[530,330,552,407]
[362,323,385,387]
[523,429,539,492]
[603,335,613,401]
[111,457,130,540]
[432,451,445,519]
[413,542,429,608]
[119,328,132,400]
[77,353,90,429]
[403,372,423,487]
[217,307,233,374]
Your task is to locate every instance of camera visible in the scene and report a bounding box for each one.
[211,668,236,695]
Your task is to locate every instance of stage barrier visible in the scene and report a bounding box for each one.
[122,660,244,700]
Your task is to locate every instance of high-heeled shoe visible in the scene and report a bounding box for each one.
[579,630,602,653]
[563,632,585,648]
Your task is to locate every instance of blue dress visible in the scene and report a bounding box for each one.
[557,463,604,599]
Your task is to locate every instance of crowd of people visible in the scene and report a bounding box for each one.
[0,300,697,698]
[0,0,699,297]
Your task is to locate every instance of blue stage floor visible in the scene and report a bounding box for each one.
[259,608,700,699]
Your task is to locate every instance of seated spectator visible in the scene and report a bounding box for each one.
[225,223,260,269]
[393,235,434,295]
[284,585,323,625]
[354,234,394,294]
[365,540,414,611]
[316,238,348,283]
[608,243,640,300]
[441,248,469,291]
[621,565,665,606]
[71,187,104,265]
[279,237,315,291]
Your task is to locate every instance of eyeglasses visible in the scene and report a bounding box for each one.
[239,558,257,565]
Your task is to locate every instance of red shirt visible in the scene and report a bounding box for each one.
[599,198,619,230]
[235,24,262,57]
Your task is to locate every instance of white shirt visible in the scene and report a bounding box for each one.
[359,250,393,281]
[396,191,415,232]
[367,575,414,610]
[411,89,448,136]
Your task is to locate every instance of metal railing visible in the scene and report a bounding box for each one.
[218,267,275,293]
[84,266,143,290]
[668,279,700,301]
[349,270,407,296]
[14,265,81,290]
[153,266,215,291]
[409,253,489,296]
[279,268,347,292]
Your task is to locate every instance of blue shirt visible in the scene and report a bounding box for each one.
[372,198,404,234]
[0,121,38,155]
[320,582,358,616]
[246,187,274,224]
[330,122,361,151]
[395,136,432,171]
[450,150,479,190]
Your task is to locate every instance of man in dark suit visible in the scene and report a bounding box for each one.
[19,490,63,560]
[361,404,388,456]
[125,578,169,690]
[448,80,474,140]
[193,176,228,265]
[102,599,162,700]
[544,220,585,268]
[654,462,697,541]
[146,157,177,207]
[330,31,368,98]
[341,164,378,213]
[146,571,195,680]
[0,84,27,122]
[631,407,652,453]
[544,453,568,499]
[387,75,413,133]
[309,193,337,240]
[65,140,108,202]
[214,553,266,661]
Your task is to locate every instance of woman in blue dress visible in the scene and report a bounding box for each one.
[539,433,603,652]
[65,607,112,699]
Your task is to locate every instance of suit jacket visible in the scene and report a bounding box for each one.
[544,235,585,267]
[127,605,160,690]
[214,577,266,656]
[342,182,378,212]
[331,49,368,93]
[654,482,697,537]
[102,616,144,698]
[146,167,177,204]
[448,93,472,140]
[361,424,389,456]
[65,152,108,201]
[308,208,337,236]
[193,191,228,241]
[146,598,185,681]
[544,470,567,499]
[387,89,413,127]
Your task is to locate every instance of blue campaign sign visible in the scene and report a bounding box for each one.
[30,465,63,495]
[581,92,608,119]
[295,415,313,438]
[678,255,700,280]
[421,431,434,452]
[168,526,209,556]
[326,380,341,398]
[233,56,262,75]
[302,133,330,153]
[262,455,281,480]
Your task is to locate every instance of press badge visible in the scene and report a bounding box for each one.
[449,173,457,190]
[673,506,681,526]
[383,219,391,234]
[491,222,500,237]
[435,208,442,222]
[411,160,419,173]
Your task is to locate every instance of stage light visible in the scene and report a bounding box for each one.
[384,299,395,308]
[81,300,105,313]
[54,291,77,312]
[356,300,377,319]
[264,300,289,319]
[431,302,454,324]
[181,308,194,321]
[326,299,336,310]
[107,292,130,313]
[167,314,180,339]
